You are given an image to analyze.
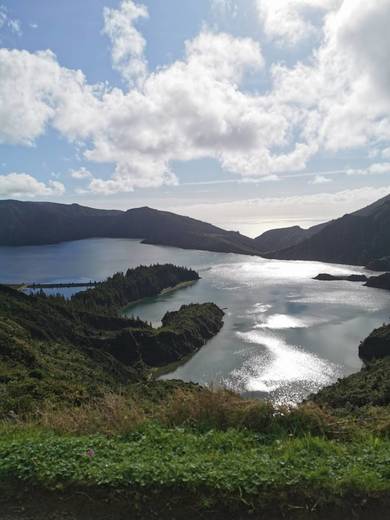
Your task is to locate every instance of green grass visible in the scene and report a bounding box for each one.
[1,423,389,516]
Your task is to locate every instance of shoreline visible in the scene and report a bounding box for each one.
[122,280,198,313]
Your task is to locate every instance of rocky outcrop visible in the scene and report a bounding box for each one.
[313,272,390,290]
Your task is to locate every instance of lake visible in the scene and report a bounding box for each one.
[1,237,388,405]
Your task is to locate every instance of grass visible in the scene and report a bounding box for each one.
[1,388,390,518]
[2,388,346,438]
[0,423,389,518]
[5,386,390,440]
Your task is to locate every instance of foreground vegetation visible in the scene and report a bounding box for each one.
[1,426,389,519]
[1,387,390,519]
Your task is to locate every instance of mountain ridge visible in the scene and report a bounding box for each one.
[3,194,390,266]
[255,193,390,266]
[0,199,260,255]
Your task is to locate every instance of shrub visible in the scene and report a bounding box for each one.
[33,394,145,436]
[156,387,340,437]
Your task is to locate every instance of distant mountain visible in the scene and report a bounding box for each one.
[0,200,260,255]
[254,222,328,253]
[4,194,390,266]
[258,194,390,266]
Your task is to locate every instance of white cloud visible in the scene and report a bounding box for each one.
[311,174,331,184]
[0,48,102,146]
[271,0,390,153]
[70,167,93,179]
[102,0,148,86]
[75,0,390,190]
[0,173,65,198]
[1,0,390,194]
[255,0,340,46]
[346,162,390,176]
[0,49,56,145]
[84,30,285,192]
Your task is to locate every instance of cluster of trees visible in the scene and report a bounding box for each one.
[71,264,199,312]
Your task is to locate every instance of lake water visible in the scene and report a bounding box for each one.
[1,238,389,405]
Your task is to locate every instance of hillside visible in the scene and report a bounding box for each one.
[313,320,390,408]
[0,200,260,255]
[0,265,224,415]
[258,194,390,265]
[358,322,390,362]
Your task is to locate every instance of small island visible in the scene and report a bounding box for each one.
[313,273,368,282]
[71,263,200,311]
[314,272,390,292]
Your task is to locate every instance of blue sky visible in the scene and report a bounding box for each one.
[1,0,390,236]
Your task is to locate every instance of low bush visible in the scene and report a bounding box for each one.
[155,387,341,438]
[32,394,146,436]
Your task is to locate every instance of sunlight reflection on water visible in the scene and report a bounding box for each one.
[229,331,341,406]
[255,314,308,330]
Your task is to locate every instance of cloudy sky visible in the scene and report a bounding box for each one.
[1,0,390,236]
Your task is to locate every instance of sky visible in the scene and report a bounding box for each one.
[1,0,390,236]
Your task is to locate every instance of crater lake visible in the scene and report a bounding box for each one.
[1,237,388,405]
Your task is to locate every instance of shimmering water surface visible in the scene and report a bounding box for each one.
[1,238,389,405]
